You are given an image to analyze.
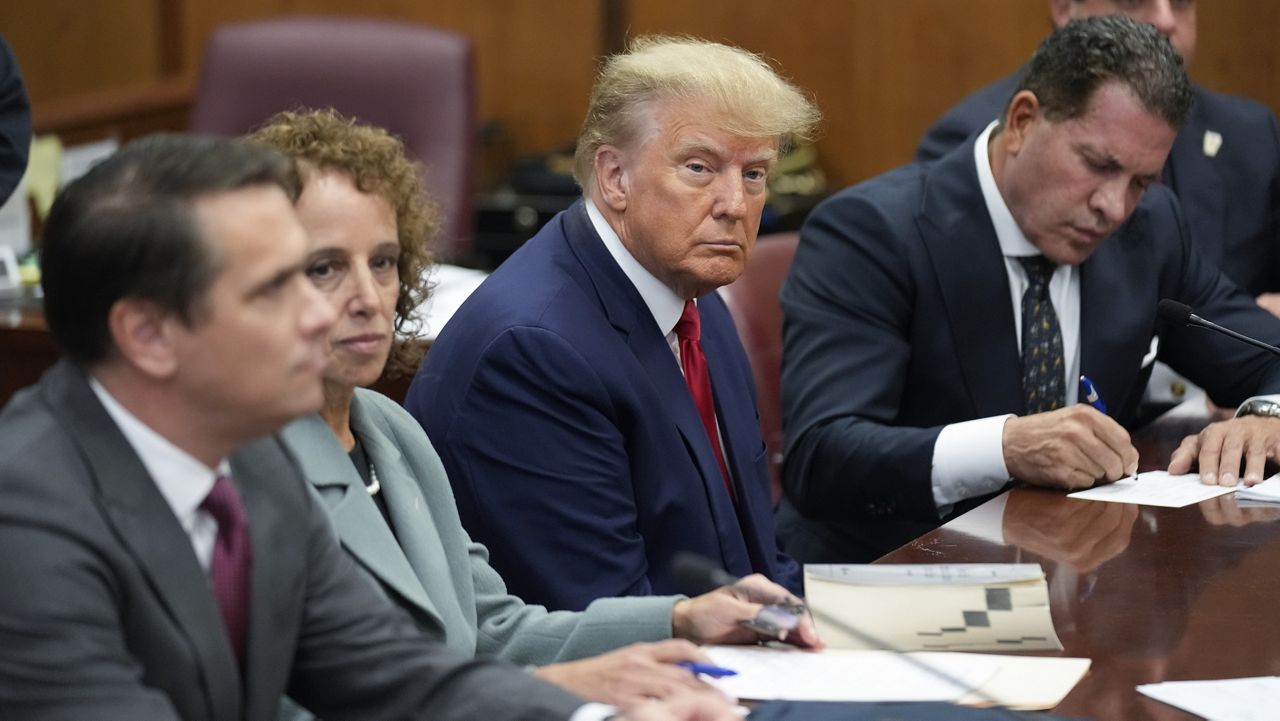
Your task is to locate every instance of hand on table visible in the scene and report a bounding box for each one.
[533,640,712,707]
[1003,405,1139,490]
[1168,415,1280,486]
[672,574,824,650]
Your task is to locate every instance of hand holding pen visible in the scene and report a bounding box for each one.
[1002,377,1139,490]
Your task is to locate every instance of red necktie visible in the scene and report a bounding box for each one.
[202,475,252,667]
[674,300,735,502]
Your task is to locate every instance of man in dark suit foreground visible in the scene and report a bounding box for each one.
[0,134,734,721]
[778,17,1280,563]
[408,36,819,610]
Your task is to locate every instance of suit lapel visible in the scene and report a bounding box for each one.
[1079,213,1158,421]
[700,293,771,572]
[42,362,241,721]
[918,146,1024,417]
[562,203,745,568]
[280,414,442,626]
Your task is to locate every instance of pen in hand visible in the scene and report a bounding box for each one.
[1080,374,1138,482]
[675,661,737,678]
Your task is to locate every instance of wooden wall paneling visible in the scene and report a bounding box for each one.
[627,0,1047,188]
[1194,2,1280,115]
[0,0,163,102]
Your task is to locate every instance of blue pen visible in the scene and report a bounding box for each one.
[1080,375,1107,414]
[675,661,738,678]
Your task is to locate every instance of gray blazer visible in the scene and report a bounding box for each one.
[0,362,584,721]
[280,388,676,666]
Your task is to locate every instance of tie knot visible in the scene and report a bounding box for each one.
[1018,255,1057,287]
[674,299,700,342]
[201,476,247,532]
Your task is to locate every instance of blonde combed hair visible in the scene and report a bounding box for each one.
[573,35,821,196]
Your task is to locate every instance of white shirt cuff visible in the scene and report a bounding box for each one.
[931,414,1015,513]
[570,703,618,721]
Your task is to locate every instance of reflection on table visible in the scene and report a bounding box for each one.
[878,406,1280,720]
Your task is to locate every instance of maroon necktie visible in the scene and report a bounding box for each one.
[202,475,252,667]
[674,300,735,502]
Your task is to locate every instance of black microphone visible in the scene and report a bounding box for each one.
[1158,299,1280,356]
[669,553,1039,719]
[672,552,740,595]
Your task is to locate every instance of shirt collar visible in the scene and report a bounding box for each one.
[89,377,228,524]
[585,198,687,337]
[974,121,1041,258]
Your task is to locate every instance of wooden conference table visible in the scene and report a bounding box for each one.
[880,408,1280,720]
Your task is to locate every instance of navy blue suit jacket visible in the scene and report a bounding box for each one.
[0,35,31,205]
[917,76,1280,294]
[777,138,1280,563]
[406,201,801,611]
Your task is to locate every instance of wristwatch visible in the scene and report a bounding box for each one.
[1235,398,1280,419]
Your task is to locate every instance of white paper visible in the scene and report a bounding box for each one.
[402,263,489,341]
[703,645,997,702]
[1068,471,1235,507]
[1137,676,1280,721]
[1235,475,1280,503]
[703,646,1090,709]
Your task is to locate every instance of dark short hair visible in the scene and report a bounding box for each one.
[1005,15,1192,129]
[41,133,299,365]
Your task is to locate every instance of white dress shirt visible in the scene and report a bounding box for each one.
[89,378,227,572]
[585,199,734,479]
[929,122,1082,512]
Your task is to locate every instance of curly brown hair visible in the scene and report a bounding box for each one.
[248,108,437,377]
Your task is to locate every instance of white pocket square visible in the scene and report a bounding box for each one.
[1141,336,1160,367]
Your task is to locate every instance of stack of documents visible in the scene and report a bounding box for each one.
[804,564,1062,652]
[704,645,1091,710]
[1235,476,1280,503]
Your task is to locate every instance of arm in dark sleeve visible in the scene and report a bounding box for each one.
[779,193,942,523]
[1153,189,1280,402]
[0,35,31,204]
[430,326,655,611]
[287,488,584,721]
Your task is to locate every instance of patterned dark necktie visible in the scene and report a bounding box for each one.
[1019,256,1066,414]
[674,300,735,503]
[202,475,252,668]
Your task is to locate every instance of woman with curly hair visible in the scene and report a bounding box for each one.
[249,109,818,713]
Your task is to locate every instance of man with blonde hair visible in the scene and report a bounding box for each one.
[408,36,819,611]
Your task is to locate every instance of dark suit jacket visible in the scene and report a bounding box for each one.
[406,201,801,611]
[0,35,31,205]
[777,138,1280,563]
[916,76,1280,295]
[0,362,583,721]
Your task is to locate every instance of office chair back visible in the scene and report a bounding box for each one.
[720,231,799,504]
[191,17,475,259]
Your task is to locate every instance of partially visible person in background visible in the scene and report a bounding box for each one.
[0,34,31,204]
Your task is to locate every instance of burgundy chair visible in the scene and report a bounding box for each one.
[190,17,475,260]
[720,231,800,504]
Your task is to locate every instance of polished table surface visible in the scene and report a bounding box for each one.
[879,407,1280,720]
